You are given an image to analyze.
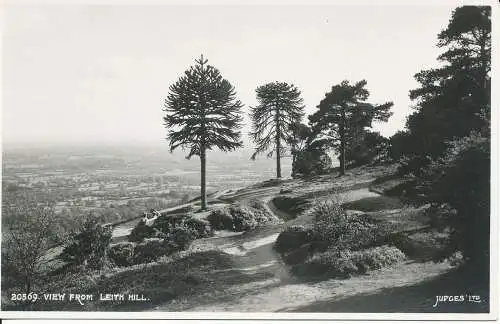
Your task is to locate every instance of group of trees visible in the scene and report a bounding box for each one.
[390,6,491,270]
[163,6,491,272]
[164,61,393,209]
[0,6,490,297]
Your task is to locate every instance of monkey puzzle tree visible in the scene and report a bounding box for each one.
[250,82,305,178]
[163,55,243,210]
[309,80,393,175]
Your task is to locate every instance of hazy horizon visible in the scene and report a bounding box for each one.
[3,4,458,145]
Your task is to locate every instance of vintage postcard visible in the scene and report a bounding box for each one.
[1,0,497,321]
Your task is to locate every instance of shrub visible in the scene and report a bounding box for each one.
[170,227,194,250]
[275,225,314,253]
[207,208,234,231]
[293,149,332,177]
[389,130,412,161]
[128,220,157,243]
[108,242,136,267]
[231,206,259,232]
[295,245,405,278]
[208,203,276,232]
[59,219,113,269]
[182,217,211,239]
[153,214,186,234]
[133,238,173,264]
[411,133,490,269]
[346,131,390,167]
[308,199,391,251]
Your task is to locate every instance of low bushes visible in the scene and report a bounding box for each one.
[128,214,211,243]
[128,220,158,243]
[182,218,212,239]
[109,232,192,267]
[170,227,194,250]
[59,219,113,270]
[206,208,234,230]
[116,214,212,267]
[108,242,136,267]
[309,199,392,251]
[293,245,406,278]
[277,198,406,278]
[207,201,276,232]
[275,225,314,253]
[133,239,174,265]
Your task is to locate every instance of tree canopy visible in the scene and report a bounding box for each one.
[163,55,243,209]
[400,6,491,168]
[250,82,305,178]
[309,80,393,174]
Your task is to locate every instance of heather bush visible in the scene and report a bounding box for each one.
[207,208,234,231]
[108,242,136,267]
[170,226,195,250]
[59,219,112,269]
[133,238,173,264]
[153,214,186,234]
[182,217,211,239]
[128,220,157,243]
[275,225,314,253]
[207,202,276,232]
[295,245,405,278]
[308,199,391,251]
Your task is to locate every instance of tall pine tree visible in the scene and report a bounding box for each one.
[399,6,491,269]
[250,82,305,178]
[309,80,393,175]
[402,6,491,169]
[163,55,243,210]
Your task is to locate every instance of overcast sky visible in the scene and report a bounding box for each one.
[2,3,460,146]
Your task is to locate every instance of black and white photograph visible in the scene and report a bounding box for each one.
[0,0,497,320]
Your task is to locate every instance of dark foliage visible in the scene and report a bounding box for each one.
[59,219,113,269]
[293,245,405,278]
[412,134,490,267]
[274,225,314,253]
[182,218,211,239]
[207,202,276,232]
[400,6,490,175]
[132,239,174,264]
[397,6,491,271]
[309,80,393,175]
[108,242,136,267]
[346,131,391,167]
[207,208,234,231]
[128,220,158,243]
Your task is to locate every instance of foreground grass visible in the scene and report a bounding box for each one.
[3,250,273,311]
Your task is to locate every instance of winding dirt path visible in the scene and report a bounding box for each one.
[154,186,452,312]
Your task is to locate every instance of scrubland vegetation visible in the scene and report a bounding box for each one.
[1,5,491,313]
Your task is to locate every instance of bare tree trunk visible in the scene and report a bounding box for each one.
[200,146,207,210]
[339,104,346,176]
[275,109,282,179]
